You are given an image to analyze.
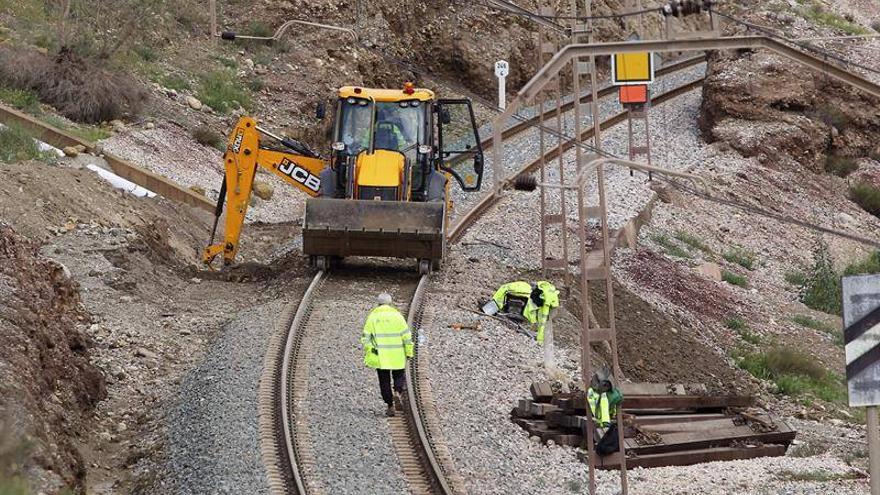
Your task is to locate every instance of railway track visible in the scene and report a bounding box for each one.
[448,76,706,243]
[261,268,456,494]
[257,56,711,495]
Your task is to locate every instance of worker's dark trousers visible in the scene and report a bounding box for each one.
[377,369,406,405]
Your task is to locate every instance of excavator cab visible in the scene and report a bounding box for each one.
[303,84,484,271]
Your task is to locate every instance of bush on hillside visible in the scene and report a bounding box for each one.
[801,241,842,315]
[0,46,146,123]
[851,182,880,217]
[825,155,858,177]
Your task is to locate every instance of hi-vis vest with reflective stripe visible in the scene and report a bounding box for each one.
[361,304,413,370]
[587,388,614,428]
[492,281,533,309]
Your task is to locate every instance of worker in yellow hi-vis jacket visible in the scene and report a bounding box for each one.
[361,292,413,417]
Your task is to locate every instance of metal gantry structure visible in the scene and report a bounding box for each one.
[492,11,880,495]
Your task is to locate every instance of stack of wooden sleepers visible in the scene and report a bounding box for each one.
[511,382,797,469]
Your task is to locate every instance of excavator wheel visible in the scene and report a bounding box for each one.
[418,259,432,275]
[315,256,330,271]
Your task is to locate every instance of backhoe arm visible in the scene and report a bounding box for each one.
[203,116,327,267]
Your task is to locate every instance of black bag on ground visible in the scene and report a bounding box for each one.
[596,423,620,456]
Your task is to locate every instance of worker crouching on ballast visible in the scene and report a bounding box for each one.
[588,367,623,456]
[483,280,560,343]
[361,292,413,417]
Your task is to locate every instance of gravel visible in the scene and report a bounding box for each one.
[424,254,869,495]
[102,123,306,224]
[162,299,286,494]
[301,271,417,495]
[448,61,708,230]
[453,82,711,272]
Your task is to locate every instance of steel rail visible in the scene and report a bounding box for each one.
[480,55,706,152]
[260,269,326,494]
[448,76,705,243]
[402,274,455,494]
[263,269,452,495]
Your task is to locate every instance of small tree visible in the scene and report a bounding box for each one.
[801,240,842,315]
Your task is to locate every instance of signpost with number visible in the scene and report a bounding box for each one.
[843,274,880,494]
[495,60,509,110]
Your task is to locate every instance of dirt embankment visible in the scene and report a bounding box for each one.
[699,49,880,173]
[0,223,105,493]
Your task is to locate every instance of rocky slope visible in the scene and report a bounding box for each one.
[0,222,105,493]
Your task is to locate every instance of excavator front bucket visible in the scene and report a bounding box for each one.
[302,198,446,264]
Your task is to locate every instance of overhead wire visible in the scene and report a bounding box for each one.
[484,0,659,22]
[713,9,880,77]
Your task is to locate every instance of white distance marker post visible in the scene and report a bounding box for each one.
[842,274,880,495]
[495,60,509,110]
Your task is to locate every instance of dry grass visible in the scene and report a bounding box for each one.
[0,46,147,123]
[192,125,225,151]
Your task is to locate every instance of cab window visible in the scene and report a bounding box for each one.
[336,97,372,156]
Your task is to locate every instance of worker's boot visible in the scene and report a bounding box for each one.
[385,404,395,417]
[393,392,403,411]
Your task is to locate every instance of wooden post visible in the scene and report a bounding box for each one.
[870,407,880,495]
[209,0,218,41]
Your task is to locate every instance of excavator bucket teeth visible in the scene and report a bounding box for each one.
[302,198,446,262]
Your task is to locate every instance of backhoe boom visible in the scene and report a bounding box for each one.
[203,117,326,266]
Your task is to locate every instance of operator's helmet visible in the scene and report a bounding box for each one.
[590,366,614,393]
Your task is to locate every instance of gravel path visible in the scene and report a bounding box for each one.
[163,299,286,495]
[302,268,418,495]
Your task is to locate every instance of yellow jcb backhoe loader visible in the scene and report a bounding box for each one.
[203,83,485,273]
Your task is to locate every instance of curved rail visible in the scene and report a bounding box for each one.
[263,270,453,495]
[402,274,455,494]
[448,76,706,243]
[480,55,706,152]
[260,269,325,494]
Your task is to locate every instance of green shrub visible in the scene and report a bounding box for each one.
[132,44,159,62]
[722,270,747,287]
[651,233,691,259]
[814,104,853,130]
[244,21,274,38]
[784,270,808,287]
[765,347,825,380]
[740,328,762,345]
[0,86,40,113]
[851,182,880,217]
[247,78,266,92]
[825,155,859,177]
[157,73,191,91]
[724,316,746,331]
[801,241,842,314]
[844,250,880,276]
[790,314,835,333]
[0,477,29,495]
[723,247,757,270]
[0,124,49,163]
[212,55,238,70]
[674,230,711,253]
[734,346,846,403]
[197,70,252,113]
[801,3,869,35]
